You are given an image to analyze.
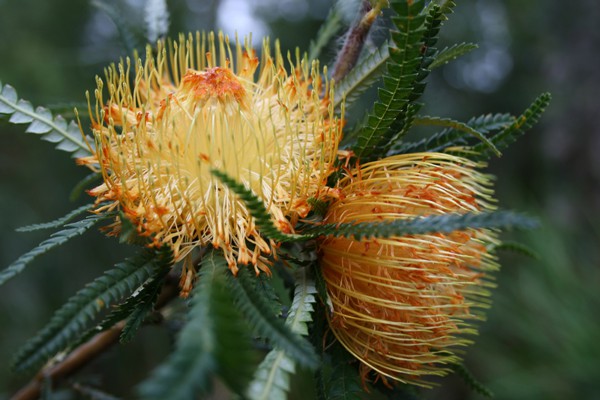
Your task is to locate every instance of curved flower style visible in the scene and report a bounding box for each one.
[319,153,500,386]
[78,32,342,275]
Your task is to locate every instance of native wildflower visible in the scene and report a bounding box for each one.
[78,32,343,280]
[319,153,500,386]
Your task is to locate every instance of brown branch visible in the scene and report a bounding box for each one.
[10,273,180,400]
[331,0,384,82]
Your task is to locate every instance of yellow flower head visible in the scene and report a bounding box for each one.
[318,153,499,387]
[78,32,342,275]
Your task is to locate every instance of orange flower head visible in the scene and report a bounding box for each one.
[78,32,343,275]
[318,153,499,387]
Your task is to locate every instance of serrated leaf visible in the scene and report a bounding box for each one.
[16,204,94,232]
[0,81,93,158]
[12,248,171,373]
[228,266,319,370]
[303,211,538,241]
[325,344,363,400]
[451,363,494,398]
[246,268,318,400]
[0,214,104,287]
[413,115,501,156]
[493,241,541,260]
[334,42,390,112]
[430,42,479,69]
[392,112,515,154]
[210,169,308,242]
[468,93,552,159]
[72,255,172,348]
[138,251,255,399]
[352,0,429,160]
[70,172,102,201]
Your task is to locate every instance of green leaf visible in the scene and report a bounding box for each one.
[15,204,94,232]
[413,116,501,156]
[70,172,102,201]
[12,247,171,373]
[227,266,319,370]
[352,0,428,160]
[303,211,538,241]
[470,93,552,159]
[334,41,390,111]
[72,258,172,348]
[309,3,343,62]
[493,241,541,260]
[210,169,308,242]
[246,267,318,400]
[451,363,494,398]
[0,80,93,158]
[326,344,363,400]
[0,214,104,287]
[378,3,447,151]
[430,42,479,69]
[138,251,255,399]
[392,112,514,154]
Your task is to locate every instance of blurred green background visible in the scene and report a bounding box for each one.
[1,0,599,399]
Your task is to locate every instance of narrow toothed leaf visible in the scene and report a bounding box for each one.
[228,266,319,370]
[210,169,309,242]
[1,214,105,287]
[430,42,479,69]
[303,211,538,241]
[413,116,501,156]
[468,93,552,159]
[16,204,94,232]
[12,247,171,373]
[138,252,254,399]
[246,268,318,400]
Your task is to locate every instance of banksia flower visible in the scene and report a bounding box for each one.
[78,32,342,277]
[319,153,500,386]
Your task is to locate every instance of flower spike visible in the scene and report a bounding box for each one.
[318,153,500,387]
[78,32,343,277]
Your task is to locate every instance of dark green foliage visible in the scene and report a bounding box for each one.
[468,93,552,159]
[393,113,515,154]
[303,211,538,241]
[493,241,541,260]
[227,265,319,370]
[138,251,256,399]
[352,0,428,160]
[451,363,494,398]
[75,257,172,347]
[323,343,364,400]
[430,42,478,69]
[0,80,92,158]
[412,115,501,156]
[12,247,172,373]
[70,172,101,201]
[15,203,94,232]
[246,267,318,400]
[0,213,104,287]
[352,1,454,160]
[333,41,390,112]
